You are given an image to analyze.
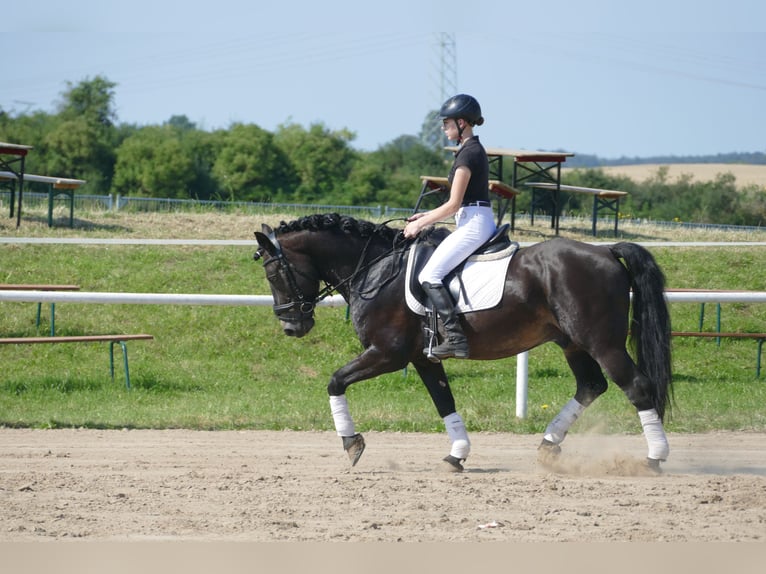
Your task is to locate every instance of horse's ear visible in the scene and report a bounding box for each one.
[261,223,273,234]
[254,231,278,258]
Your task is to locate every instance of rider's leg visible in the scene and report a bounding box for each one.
[417,208,493,361]
[422,281,468,359]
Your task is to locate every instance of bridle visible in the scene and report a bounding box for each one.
[257,233,329,324]
[255,220,410,324]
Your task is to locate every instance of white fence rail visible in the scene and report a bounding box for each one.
[3,289,764,306]
[2,290,764,418]
[0,291,346,307]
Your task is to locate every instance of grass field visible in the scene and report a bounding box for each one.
[1,208,765,435]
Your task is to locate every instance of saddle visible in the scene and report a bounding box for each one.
[405,223,519,315]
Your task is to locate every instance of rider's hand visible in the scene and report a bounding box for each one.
[403,221,418,239]
[404,212,427,239]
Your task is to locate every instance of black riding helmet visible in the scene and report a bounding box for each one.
[439,94,484,143]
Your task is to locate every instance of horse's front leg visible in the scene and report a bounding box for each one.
[412,359,470,472]
[328,394,366,466]
[327,345,406,467]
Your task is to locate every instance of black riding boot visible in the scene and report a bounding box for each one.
[422,282,469,360]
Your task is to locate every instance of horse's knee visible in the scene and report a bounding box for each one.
[574,378,608,406]
[327,373,346,397]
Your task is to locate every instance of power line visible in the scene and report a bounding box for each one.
[422,33,457,150]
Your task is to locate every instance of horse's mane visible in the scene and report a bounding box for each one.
[275,213,401,244]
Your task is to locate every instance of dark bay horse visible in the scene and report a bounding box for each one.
[254,213,673,472]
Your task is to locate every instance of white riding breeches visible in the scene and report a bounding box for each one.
[418,206,495,285]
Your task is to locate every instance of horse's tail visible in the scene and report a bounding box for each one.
[609,242,673,420]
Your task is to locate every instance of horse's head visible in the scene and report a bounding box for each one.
[254,223,319,338]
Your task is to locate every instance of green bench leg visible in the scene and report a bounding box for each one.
[757,339,763,379]
[109,340,132,390]
[35,302,56,336]
[697,302,723,345]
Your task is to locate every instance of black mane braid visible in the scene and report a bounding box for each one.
[276,213,400,243]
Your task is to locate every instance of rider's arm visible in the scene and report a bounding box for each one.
[404,166,470,238]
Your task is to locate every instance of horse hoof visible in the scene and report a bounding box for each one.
[646,457,663,474]
[442,454,465,472]
[538,439,562,455]
[537,439,562,469]
[342,433,366,467]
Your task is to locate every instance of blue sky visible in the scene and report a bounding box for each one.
[2,0,765,159]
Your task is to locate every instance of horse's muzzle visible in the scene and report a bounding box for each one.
[273,300,316,337]
[280,317,315,338]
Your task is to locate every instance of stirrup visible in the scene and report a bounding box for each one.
[424,348,441,363]
[423,309,441,363]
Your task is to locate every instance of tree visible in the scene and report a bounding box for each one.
[164,115,197,132]
[112,126,196,197]
[211,123,298,202]
[0,110,58,174]
[361,136,448,208]
[274,123,358,203]
[44,76,120,192]
[57,75,117,128]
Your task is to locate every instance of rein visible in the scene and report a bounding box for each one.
[332,219,411,301]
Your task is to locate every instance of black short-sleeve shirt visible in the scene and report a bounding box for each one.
[448,136,490,205]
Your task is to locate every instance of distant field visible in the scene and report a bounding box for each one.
[564,163,766,188]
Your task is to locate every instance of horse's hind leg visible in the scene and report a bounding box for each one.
[413,360,470,472]
[539,347,609,456]
[600,348,670,469]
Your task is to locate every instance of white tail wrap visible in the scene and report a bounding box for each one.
[639,408,670,460]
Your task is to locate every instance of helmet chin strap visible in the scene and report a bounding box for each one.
[456,119,465,144]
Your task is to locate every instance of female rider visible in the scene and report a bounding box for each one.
[403,94,495,361]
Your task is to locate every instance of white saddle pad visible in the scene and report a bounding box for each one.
[405,243,518,316]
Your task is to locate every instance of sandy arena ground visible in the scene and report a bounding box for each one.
[1,428,764,544]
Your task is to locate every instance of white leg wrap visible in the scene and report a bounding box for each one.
[444,412,471,459]
[543,398,586,445]
[329,395,355,437]
[639,408,670,460]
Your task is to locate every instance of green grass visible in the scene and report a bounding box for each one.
[1,215,765,435]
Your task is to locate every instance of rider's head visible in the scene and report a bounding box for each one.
[439,94,484,143]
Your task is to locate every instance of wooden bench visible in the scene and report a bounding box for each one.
[0,170,86,228]
[0,334,154,389]
[488,180,521,230]
[671,331,765,378]
[525,182,628,236]
[0,284,81,336]
[414,175,522,230]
